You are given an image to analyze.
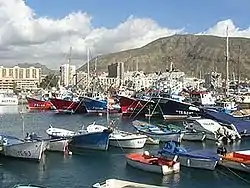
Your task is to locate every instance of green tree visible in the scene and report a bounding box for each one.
[39,74,59,89]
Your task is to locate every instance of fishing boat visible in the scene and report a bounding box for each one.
[82,96,108,114]
[85,123,148,149]
[159,141,219,170]
[151,97,200,120]
[26,96,53,111]
[92,178,166,188]
[46,125,112,151]
[126,151,180,175]
[183,118,241,142]
[0,135,45,162]
[132,120,183,143]
[50,97,87,114]
[46,138,70,153]
[217,149,250,173]
[159,123,206,142]
[118,95,153,116]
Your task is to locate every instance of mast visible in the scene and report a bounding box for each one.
[87,48,90,84]
[237,45,241,92]
[225,26,229,97]
[68,46,72,87]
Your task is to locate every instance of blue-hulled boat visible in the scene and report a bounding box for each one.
[82,96,107,113]
[132,120,183,142]
[158,141,219,170]
[46,125,112,151]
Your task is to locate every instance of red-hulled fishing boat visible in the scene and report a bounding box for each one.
[118,95,152,116]
[26,96,53,111]
[50,98,87,114]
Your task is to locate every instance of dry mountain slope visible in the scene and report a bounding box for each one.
[79,34,250,79]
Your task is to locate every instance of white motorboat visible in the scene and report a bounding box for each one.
[218,149,250,173]
[86,123,147,149]
[46,126,75,138]
[183,118,240,141]
[13,184,47,188]
[92,178,167,188]
[126,151,180,175]
[0,135,45,162]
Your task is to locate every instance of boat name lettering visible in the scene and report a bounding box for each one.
[202,123,215,125]
[16,150,32,157]
[1,100,16,103]
[176,110,193,115]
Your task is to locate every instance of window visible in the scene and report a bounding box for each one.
[32,69,37,78]
[26,69,30,78]
[19,69,24,79]
[2,69,6,77]
[9,69,13,77]
[15,69,18,79]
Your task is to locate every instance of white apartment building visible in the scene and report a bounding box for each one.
[0,66,41,90]
[60,64,76,87]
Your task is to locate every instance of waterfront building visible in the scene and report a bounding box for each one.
[0,66,41,91]
[60,64,76,87]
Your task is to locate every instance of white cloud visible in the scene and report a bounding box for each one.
[199,19,250,37]
[0,0,250,70]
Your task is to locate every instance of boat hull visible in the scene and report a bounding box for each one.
[1,141,45,162]
[47,139,69,152]
[137,131,183,143]
[219,159,250,173]
[26,97,53,110]
[126,158,180,175]
[152,97,200,120]
[109,137,147,149]
[182,132,206,141]
[162,153,217,170]
[82,97,107,113]
[69,130,111,151]
[50,98,87,114]
[119,96,152,116]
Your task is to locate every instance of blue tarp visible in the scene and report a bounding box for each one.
[202,109,250,135]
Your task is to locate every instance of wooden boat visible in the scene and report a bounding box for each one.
[159,141,219,170]
[92,178,167,188]
[0,135,45,162]
[46,138,71,153]
[46,125,112,151]
[159,123,206,142]
[86,124,147,149]
[132,120,183,143]
[218,149,250,173]
[126,151,180,175]
[145,137,160,145]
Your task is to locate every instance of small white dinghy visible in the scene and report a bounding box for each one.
[126,151,180,175]
[86,123,148,149]
[92,178,167,188]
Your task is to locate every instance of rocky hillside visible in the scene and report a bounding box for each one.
[78,34,250,79]
[17,63,57,75]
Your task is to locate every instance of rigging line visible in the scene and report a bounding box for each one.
[131,97,154,120]
[224,166,250,184]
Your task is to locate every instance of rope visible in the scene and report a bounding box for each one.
[224,166,250,184]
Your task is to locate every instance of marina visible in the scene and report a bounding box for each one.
[0,106,249,188]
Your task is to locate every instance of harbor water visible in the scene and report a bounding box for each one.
[0,106,249,188]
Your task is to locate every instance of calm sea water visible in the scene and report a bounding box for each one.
[0,106,249,188]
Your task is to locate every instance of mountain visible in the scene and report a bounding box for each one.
[78,34,250,79]
[17,63,57,75]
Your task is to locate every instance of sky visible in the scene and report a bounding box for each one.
[1,0,250,69]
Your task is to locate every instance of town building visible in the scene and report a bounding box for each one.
[0,66,41,90]
[60,64,76,87]
[204,72,222,90]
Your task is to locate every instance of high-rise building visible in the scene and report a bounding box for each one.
[0,66,41,90]
[60,64,76,87]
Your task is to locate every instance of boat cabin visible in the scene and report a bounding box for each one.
[189,91,215,106]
